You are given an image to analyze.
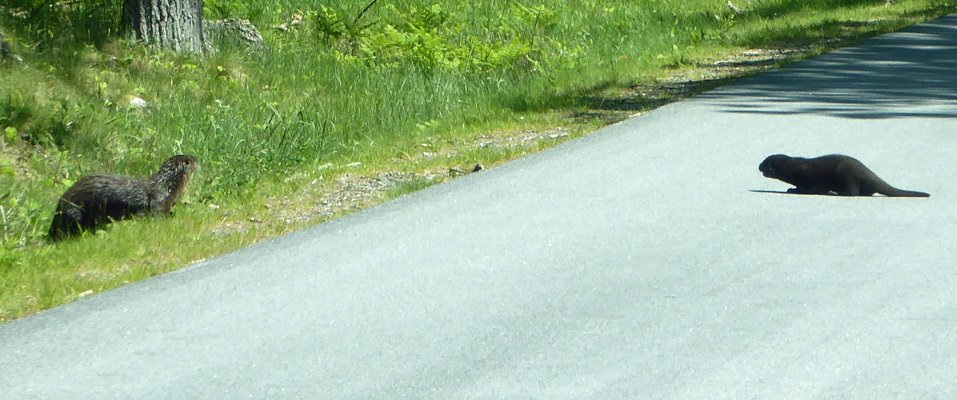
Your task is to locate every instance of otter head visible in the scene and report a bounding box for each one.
[149,155,200,212]
[759,154,790,178]
[160,155,200,176]
[160,154,199,190]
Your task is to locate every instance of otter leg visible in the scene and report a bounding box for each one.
[837,176,861,196]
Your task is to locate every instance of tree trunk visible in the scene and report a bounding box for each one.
[123,0,205,54]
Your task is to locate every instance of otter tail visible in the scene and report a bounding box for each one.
[886,189,930,198]
[871,178,930,198]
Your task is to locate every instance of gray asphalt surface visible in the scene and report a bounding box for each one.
[3,14,957,400]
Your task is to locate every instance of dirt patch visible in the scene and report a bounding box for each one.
[213,171,444,235]
[291,172,427,221]
[0,141,40,179]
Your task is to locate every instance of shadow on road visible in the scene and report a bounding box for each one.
[698,15,957,119]
[749,189,791,195]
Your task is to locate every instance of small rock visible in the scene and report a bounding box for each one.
[125,96,150,110]
[203,18,266,52]
[727,0,744,14]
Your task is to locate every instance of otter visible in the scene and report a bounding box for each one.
[48,155,200,240]
[759,154,929,197]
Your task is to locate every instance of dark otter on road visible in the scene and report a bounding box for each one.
[48,155,200,240]
[759,154,929,198]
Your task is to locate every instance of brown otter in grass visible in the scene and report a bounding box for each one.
[48,155,200,240]
[759,154,929,197]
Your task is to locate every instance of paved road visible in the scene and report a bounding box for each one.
[3,15,957,400]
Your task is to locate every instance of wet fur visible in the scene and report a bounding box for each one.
[759,154,929,198]
[49,155,199,240]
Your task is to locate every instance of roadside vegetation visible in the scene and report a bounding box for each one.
[1,0,954,321]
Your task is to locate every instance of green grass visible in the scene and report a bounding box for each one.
[1,0,954,321]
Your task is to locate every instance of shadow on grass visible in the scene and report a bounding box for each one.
[500,55,789,124]
[581,75,741,113]
[740,0,914,24]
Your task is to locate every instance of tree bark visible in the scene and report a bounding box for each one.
[123,0,205,54]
